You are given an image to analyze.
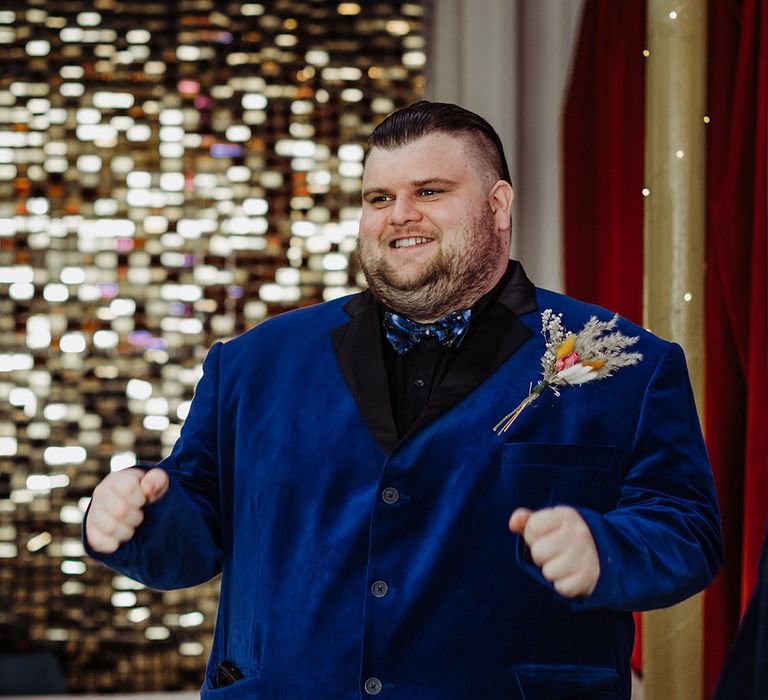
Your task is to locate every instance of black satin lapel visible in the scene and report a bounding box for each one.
[406,261,539,438]
[496,259,539,317]
[331,292,399,454]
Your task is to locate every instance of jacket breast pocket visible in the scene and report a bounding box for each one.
[501,442,621,514]
[509,663,620,699]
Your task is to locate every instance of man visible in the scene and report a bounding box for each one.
[85,101,722,699]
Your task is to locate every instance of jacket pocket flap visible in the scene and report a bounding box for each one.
[511,663,619,698]
[503,442,618,470]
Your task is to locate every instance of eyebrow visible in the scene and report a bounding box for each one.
[411,178,459,188]
[361,178,459,199]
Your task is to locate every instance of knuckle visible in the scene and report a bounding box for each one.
[125,511,143,531]
[112,475,138,497]
[91,533,117,554]
[541,562,556,581]
[103,516,131,539]
[101,519,118,537]
[526,512,542,529]
[574,524,591,543]
[112,500,132,520]
[529,542,546,566]
[118,527,131,541]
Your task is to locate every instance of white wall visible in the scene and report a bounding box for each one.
[424,0,585,292]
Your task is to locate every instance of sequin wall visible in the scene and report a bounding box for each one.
[0,0,424,691]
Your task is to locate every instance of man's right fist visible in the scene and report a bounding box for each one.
[85,467,169,554]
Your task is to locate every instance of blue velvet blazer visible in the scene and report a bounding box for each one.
[88,264,722,699]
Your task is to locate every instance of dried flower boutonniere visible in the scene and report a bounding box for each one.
[494,309,643,434]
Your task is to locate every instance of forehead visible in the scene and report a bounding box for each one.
[363,132,475,187]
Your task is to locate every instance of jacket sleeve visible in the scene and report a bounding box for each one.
[84,342,225,590]
[518,342,723,611]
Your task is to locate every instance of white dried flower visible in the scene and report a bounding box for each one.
[494,310,643,434]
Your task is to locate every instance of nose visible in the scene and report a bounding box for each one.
[389,195,422,226]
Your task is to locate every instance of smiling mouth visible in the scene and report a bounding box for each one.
[391,236,433,249]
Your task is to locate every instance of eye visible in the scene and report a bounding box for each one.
[418,188,442,197]
[365,194,393,205]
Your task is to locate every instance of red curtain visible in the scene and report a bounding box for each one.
[703,0,768,695]
[562,0,647,672]
[563,0,646,327]
[563,1,768,690]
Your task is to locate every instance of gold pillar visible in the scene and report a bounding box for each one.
[642,1,707,699]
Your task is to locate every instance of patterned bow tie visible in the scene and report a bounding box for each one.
[382,309,472,355]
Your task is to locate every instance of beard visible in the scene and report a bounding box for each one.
[357,204,505,321]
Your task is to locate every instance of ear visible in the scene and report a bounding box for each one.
[488,180,514,232]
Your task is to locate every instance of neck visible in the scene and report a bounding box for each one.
[407,257,510,323]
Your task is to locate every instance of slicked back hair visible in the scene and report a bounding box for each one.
[366,100,512,186]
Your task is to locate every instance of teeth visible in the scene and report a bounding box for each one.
[393,237,431,249]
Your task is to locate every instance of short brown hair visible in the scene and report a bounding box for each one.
[366,100,511,184]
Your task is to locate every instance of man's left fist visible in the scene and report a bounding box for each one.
[509,505,600,598]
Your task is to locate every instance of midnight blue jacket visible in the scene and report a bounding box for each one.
[87,264,722,699]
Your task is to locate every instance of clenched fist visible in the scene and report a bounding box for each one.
[509,505,600,598]
[85,467,169,554]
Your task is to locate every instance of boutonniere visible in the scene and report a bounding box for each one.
[494,309,643,434]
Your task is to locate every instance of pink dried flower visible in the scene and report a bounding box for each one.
[555,351,581,372]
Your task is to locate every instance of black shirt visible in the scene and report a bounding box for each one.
[381,263,516,439]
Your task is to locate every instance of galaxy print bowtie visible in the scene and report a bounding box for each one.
[382,309,472,355]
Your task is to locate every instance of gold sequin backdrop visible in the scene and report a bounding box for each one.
[0,0,424,691]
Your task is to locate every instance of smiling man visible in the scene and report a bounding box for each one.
[358,128,510,322]
[85,101,721,699]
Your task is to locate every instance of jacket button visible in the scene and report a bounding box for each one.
[364,677,383,695]
[381,487,399,504]
[371,580,389,598]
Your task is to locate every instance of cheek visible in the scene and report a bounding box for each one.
[358,212,386,240]
[426,204,464,231]
[356,227,379,259]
